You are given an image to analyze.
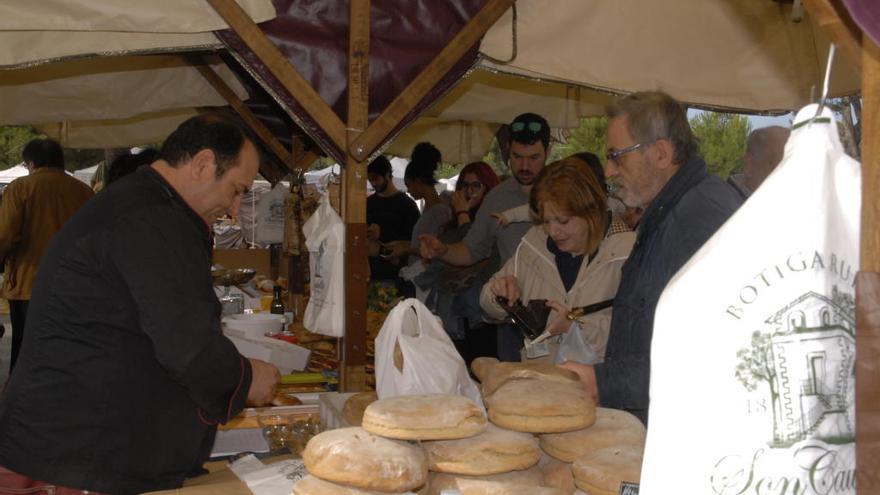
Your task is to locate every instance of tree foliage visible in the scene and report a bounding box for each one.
[0,126,43,169]
[553,116,608,163]
[690,111,751,178]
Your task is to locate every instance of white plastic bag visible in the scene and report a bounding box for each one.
[642,105,859,493]
[254,183,287,245]
[302,193,344,337]
[553,322,600,365]
[375,298,484,409]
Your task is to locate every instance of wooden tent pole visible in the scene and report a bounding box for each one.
[340,0,371,392]
[857,34,880,493]
[348,0,515,160]
[206,0,347,151]
[190,58,293,181]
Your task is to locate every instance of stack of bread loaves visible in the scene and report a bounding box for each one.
[472,357,647,494]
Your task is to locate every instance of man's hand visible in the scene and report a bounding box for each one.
[246,358,280,406]
[490,275,521,303]
[419,234,447,260]
[384,240,411,260]
[557,361,599,404]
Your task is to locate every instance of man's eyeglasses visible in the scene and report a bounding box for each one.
[605,142,645,164]
[510,121,544,133]
[459,181,485,191]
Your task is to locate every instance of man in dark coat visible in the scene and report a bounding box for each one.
[560,91,743,424]
[0,114,280,494]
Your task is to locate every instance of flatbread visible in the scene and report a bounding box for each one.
[302,427,427,492]
[481,362,580,397]
[423,424,540,475]
[470,356,499,383]
[571,445,643,495]
[427,465,564,495]
[362,394,487,440]
[538,454,575,494]
[486,379,595,433]
[293,475,411,495]
[539,407,646,462]
[342,391,378,427]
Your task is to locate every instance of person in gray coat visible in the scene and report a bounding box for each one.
[560,91,743,424]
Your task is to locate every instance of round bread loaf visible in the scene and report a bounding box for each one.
[471,356,499,383]
[423,424,540,475]
[540,407,646,462]
[302,427,428,492]
[429,478,567,495]
[271,393,302,407]
[538,453,575,494]
[362,394,487,440]
[426,465,544,494]
[486,379,595,433]
[293,475,408,495]
[571,445,643,495]
[342,391,378,427]
[480,362,580,397]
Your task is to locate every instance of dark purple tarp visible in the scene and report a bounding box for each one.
[842,0,880,47]
[216,0,487,163]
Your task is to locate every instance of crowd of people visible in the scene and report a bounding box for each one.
[0,90,790,493]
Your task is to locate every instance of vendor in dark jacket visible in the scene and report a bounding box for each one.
[0,114,281,495]
[559,91,743,425]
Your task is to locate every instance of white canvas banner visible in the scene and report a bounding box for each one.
[642,104,860,495]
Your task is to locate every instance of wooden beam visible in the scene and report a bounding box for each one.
[341,0,371,392]
[857,34,880,494]
[206,0,347,151]
[348,0,515,160]
[803,0,863,72]
[191,57,294,176]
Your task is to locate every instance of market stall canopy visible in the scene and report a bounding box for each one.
[479,0,861,113]
[0,0,275,68]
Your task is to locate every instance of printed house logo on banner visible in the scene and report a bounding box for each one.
[640,105,860,495]
[735,286,855,448]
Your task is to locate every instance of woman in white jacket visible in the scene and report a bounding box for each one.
[480,155,635,363]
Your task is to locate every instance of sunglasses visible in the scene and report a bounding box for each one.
[510,121,544,133]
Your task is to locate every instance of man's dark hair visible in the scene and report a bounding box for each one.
[22,138,64,169]
[107,148,159,185]
[367,155,393,177]
[509,112,550,149]
[159,113,254,178]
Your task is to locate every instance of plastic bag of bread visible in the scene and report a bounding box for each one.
[375,298,483,408]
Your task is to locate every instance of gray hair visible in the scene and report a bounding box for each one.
[606,91,698,165]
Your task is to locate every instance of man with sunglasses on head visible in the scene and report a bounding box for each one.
[420,112,551,361]
[559,91,742,425]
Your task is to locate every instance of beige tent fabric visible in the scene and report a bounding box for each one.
[0,0,275,68]
[424,68,613,127]
[0,55,247,125]
[37,108,200,149]
[480,0,860,113]
[0,0,274,33]
[385,118,500,164]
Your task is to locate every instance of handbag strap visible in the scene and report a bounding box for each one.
[566,298,615,320]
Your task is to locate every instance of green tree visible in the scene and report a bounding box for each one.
[554,116,608,163]
[736,330,781,444]
[689,112,750,178]
[0,125,43,169]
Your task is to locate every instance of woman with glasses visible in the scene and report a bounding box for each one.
[480,155,636,364]
[414,161,500,364]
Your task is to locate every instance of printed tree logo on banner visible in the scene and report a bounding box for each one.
[735,286,856,448]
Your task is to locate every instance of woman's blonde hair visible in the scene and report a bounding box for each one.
[530,156,608,255]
